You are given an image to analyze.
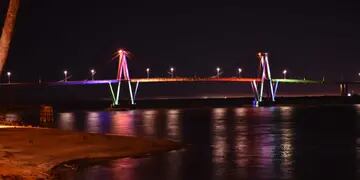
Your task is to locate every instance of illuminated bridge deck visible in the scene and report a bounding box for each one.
[0,78,321,86]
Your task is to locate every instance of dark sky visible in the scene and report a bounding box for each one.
[1,0,360,84]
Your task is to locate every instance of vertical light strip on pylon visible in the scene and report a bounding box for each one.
[255,52,276,103]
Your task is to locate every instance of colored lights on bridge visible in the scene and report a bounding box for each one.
[1,49,331,107]
[118,49,129,56]
[117,49,128,59]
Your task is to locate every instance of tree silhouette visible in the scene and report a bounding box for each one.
[0,0,20,74]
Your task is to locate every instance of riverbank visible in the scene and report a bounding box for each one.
[0,127,181,179]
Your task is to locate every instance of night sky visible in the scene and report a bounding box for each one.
[1,1,360,94]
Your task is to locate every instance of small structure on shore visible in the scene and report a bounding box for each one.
[40,105,53,122]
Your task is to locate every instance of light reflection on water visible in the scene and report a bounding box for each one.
[49,105,358,179]
[142,110,157,137]
[212,108,227,166]
[58,112,75,131]
[166,109,181,141]
[86,112,101,133]
[111,111,136,136]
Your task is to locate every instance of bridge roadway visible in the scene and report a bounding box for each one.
[0,77,320,86]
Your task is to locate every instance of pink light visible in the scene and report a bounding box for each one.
[118,49,128,56]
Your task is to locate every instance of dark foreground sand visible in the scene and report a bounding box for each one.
[0,127,180,179]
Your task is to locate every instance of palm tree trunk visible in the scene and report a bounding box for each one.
[0,0,20,74]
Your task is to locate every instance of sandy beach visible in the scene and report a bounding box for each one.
[0,127,180,179]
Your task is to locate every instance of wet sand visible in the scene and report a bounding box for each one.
[0,127,180,179]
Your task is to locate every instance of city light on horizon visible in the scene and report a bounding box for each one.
[216,67,221,78]
[7,71,11,84]
[146,68,150,78]
[170,67,175,78]
[238,68,242,78]
[64,70,68,82]
[283,69,287,79]
[90,69,96,80]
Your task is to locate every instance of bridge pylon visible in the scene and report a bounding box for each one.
[108,49,136,106]
[251,52,277,105]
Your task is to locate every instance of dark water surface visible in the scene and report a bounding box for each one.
[3,105,360,179]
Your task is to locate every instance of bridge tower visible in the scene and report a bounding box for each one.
[251,52,277,105]
[108,49,135,106]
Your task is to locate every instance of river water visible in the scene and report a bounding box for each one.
[3,105,360,179]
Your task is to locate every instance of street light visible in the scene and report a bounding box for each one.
[7,72,11,84]
[64,70,68,82]
[238,68,242,78]
[170,67,174,78]
[146,68,150,78]
[358,72,360,77]
[283,69,287,79]
[90,69,96,80]
[216,67,221,78]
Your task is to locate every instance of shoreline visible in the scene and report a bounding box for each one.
[0,127,181,179]
[50,148,183,179]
